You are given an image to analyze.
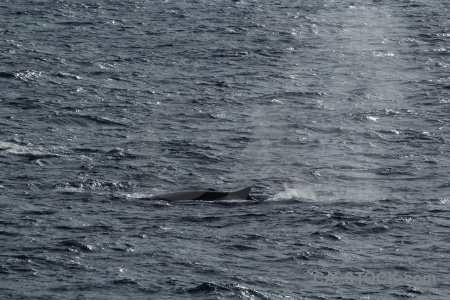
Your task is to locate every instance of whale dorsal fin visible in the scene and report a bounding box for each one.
[226,187,252,200]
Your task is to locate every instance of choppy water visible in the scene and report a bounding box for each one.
[1,0,449,299]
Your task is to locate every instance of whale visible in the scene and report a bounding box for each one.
[148,186,254,201]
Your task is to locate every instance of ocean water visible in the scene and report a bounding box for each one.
[0,0,449,299]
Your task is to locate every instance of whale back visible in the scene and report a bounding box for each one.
[148,187,253,201]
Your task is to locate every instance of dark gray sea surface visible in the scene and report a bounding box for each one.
[1,0,449,299]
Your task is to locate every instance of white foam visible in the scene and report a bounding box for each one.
[272,184,316,201]
[0,141,63,159]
